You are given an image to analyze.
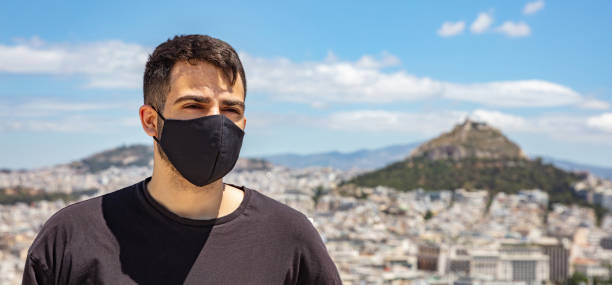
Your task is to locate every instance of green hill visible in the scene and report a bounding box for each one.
[69,144,154,173]
[344,155,584,204]
[343,119,587,205]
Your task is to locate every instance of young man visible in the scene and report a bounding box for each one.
[22,34,342,284]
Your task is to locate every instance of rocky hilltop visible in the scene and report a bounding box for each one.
[409,118,528,160]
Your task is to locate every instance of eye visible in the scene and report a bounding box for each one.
[185,104,201,109]
[224,108,240,114]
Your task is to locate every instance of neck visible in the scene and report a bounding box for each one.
[147,153,230,220]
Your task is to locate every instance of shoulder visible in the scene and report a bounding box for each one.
[247,187,310,223]
[24,194,103,274]
[35,183,134,233]
[245,189,342,283]
[245,187,321,243]
[32,195,102,242]
[27,183,135,258]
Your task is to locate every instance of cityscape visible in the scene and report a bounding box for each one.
[1,154,611,284]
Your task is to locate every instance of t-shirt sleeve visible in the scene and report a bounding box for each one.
[22,254,53,285]
[295,215,342,285]
[21,205,74,285]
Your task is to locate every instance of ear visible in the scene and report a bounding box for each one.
[139,105,159,138]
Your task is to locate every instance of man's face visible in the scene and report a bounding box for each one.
[140,60,246,171]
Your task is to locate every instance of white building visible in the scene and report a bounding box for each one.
[498,243,549,285]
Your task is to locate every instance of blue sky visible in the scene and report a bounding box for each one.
[1,0,611,169]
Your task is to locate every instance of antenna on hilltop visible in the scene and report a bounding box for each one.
[459,115,472,126]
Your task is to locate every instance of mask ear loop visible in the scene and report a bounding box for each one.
[151,106,165,144]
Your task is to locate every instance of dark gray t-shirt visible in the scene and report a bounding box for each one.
[22,177,342,284]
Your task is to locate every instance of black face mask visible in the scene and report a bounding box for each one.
[152,107,245,187]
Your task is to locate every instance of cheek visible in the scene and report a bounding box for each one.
[236,118,246,130]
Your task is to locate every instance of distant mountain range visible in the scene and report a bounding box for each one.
[65,142,421,173]
[258,141,611,181]
[2,132,610,181]
[539,156,612,181]
[258,143,420,171]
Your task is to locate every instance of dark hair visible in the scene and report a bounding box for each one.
[143,34,247,112]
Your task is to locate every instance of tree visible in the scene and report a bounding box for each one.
[312,186,325,207]
[569,271,588,285]
[424,209,433,220]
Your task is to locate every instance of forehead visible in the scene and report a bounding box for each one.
[168,60,244,101]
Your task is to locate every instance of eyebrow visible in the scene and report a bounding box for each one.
[173,95,244,110]
[173,95,212,105]
[221,99,245,110]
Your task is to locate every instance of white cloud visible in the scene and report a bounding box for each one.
[496,21,531,37]
[0,99,137,118]
[0,115,137,133]
[579,98,610,110]
[325,109,612,144]
[0,99,141,132]
[468,111,607,144]
[470,12,494,34]
[242,52,442,105]
[327,110,467,136]
[354,51,401,69]
[437,21,466,37]
[0,37,149,89]
[443,80,583,107]
[587,113,612,133]
[243,53,591,108]
[523,0,545,15]
[327,109,532,135]
[1,38,604,111]
[470,109,529,131]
